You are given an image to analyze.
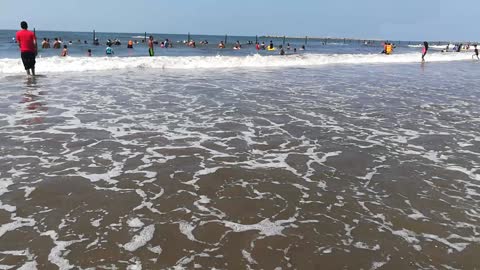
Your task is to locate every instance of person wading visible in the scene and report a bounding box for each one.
[16,21,37,76]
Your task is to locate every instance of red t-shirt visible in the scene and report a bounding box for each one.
[16,30,36,52]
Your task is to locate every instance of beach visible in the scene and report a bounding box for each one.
[1,30,480,269]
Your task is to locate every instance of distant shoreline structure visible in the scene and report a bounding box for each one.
[261,35,383,41]
[260,35,478,45]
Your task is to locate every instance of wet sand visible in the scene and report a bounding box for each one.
[0,63,479,269]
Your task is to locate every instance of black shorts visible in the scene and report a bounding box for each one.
[21,52,36,70]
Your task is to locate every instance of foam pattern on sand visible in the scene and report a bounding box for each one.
[0,63,479,269]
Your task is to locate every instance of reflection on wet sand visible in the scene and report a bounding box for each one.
[17,77,48,125]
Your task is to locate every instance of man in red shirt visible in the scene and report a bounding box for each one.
[16,21,37,76]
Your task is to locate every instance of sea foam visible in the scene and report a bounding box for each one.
[0,52,475,74]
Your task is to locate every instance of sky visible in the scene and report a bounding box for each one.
[0,0,478,41]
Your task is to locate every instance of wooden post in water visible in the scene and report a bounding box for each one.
[34,28,38,52]
[224,34,227,45]
[144,32,147,42]
[93,30,95,44]
[283,36,286,46]
[305,36,308,45]
[187,32,191,43]
[255,35,258,44]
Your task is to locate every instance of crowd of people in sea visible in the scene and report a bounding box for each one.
[14,30,478,59]
[440,43,476,53]
[18,32,307,57]
[34,36,176,57]
[12,21,480,76]
[379,41,478,61]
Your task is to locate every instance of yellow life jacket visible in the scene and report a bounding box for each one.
[386,45,393,54]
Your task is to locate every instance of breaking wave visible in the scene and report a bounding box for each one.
[0,52,476,74]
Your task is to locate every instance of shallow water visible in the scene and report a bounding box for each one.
[0,29,415,59]
[0,62,480,269]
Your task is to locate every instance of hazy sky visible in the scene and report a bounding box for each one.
[0,0,478,41]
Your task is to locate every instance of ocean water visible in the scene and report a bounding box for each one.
[1,30,480,269]
[0,29,411,58]
[0,30,475,74]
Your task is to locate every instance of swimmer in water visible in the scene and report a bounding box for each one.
[148,36,154,56]
[53,38,61,49]
[382,43,393,55]
[261,42,266,50]
[106,45,114,55]
[218,41,225,49]
[422,41,429,62]
[442,44,450,53]
[233,40,241,50]
[473,44,479,60]
[42,38,50,49]
[87,49,92,57]
[61,45,68,57]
